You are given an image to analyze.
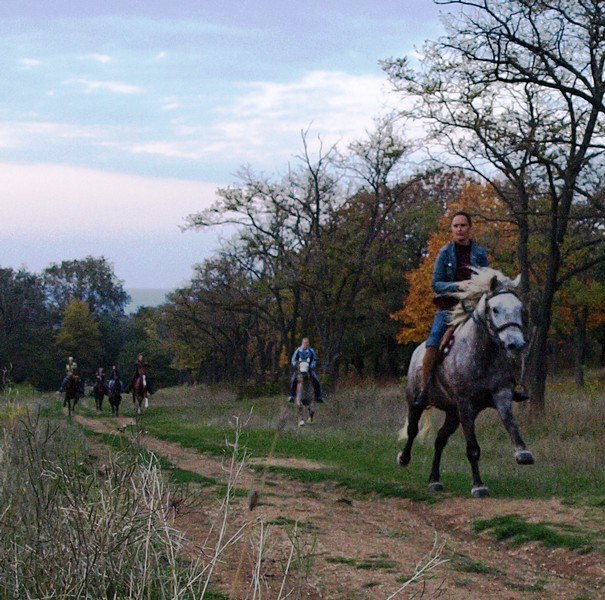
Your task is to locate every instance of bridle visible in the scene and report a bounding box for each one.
[471,289,524,343]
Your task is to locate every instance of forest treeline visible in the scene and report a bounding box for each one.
[4,2,605,408]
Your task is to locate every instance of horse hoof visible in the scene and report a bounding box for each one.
[471,486,490,498]
[396,451,410,468]
[515,450,534,465]
[428,482,444,493]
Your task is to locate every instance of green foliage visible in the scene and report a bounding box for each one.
[55,299,102,376]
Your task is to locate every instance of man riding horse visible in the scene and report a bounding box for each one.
[414,211,528,411]
[125,353,154,395]
[59,356,84,395]
[288,338,322,403]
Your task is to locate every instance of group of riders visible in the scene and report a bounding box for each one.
[59,353,155,402]
[59,212,528,417]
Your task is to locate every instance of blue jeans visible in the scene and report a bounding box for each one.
[426,310,449,348]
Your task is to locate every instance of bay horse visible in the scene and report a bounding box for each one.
[108,377,122,417]
[93,378,107,411]
[64,373,81,417]
[132,372,148,415]
[295,360,316,426]
[399,268,534,498]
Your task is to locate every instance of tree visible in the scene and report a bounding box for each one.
[55,300,102,377]
[0,268,54,385]
[392,182,517,344]
[43,256,130,319]
[384,0,605,409]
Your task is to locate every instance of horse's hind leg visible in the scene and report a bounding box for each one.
[398,404,423,467]
[493,390,534,465]
[428,409,459,492]
[460,406,489,497]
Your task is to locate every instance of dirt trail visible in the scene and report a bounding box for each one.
[75,415,605,599]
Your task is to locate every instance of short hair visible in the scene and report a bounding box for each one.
[451,210,472,226]
[302,337,309,343]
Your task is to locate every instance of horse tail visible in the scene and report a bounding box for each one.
[397,412,433,442]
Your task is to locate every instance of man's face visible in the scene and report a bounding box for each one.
[451,215,471,244]
[302,339,309,349]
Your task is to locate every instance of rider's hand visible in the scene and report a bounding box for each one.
[457,280,472,291]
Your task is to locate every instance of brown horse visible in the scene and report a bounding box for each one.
[64,374,81,417]
[93,379,107,411]
[132,373,148,415]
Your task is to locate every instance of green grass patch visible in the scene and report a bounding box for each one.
[326,556,358,566]
[356,559,398,570]
[474,514,593,553]
[452,553,500,575]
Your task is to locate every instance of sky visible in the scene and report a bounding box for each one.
[0,0,446,289]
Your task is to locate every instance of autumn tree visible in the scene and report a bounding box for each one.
[392,182,517,344]
[55,300,102,377]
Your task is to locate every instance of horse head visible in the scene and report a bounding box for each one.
[474,274,525,356]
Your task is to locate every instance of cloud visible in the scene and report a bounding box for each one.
[0,162,218,236]
[19,58,41,69]
[83,53,114,64]
[122,70,403,164]
[63,78,144,94]
[155,51,167,60]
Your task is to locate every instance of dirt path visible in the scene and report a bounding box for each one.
[75,415,605,599]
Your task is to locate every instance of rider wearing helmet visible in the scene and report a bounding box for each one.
[60,356,84,393]
[288,337,323,403]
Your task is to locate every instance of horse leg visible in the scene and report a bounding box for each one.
[493,390,534,465]
[428,409,460,492]
[308,399,316,422]
[398,404,423,467]
[459,405,489,497]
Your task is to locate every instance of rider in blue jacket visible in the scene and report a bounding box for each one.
[288,338,323,402]
[414,211,528,410]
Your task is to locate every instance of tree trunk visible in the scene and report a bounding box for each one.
[573,306,589,389]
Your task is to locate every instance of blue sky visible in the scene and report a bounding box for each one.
[0,1,445,288]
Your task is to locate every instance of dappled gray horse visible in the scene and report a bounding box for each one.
[399,268,534,497]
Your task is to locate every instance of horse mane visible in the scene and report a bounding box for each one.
[448,267,518,327]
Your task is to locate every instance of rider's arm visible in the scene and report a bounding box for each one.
[309,349,317,370]
[432,246,461,295]
[291,349,299,368]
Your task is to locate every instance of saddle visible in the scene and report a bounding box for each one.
[437,325,457,363]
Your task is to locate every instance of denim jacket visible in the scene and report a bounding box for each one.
[291,347,317,370]
[432,241,489,295]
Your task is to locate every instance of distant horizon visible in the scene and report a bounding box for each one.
[125,288,172,314]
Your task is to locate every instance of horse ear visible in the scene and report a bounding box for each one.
[512,274,521,288]
[489,275,498,292]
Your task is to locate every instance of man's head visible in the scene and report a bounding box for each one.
[451,211,472,245]
[68,356,74,363]
[138,353,144,361]
[301,337,310,349]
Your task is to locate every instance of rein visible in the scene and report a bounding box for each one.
[471,290,524,341]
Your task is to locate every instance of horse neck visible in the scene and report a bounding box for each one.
[460,313,502,366]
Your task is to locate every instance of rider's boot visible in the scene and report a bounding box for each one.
[413,346,439,409]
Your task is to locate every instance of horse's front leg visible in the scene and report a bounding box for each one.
[493,389,534,465]
[459,403,489,497]
[397,403,423,467]
[428,409,459,492]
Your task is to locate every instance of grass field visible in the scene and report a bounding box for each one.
[102,376,605,504]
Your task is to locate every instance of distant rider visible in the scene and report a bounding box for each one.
[126,353,154,395]
[60,356,84,394]
[288,338,323,403]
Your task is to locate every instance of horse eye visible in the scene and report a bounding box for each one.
[492,307,499,315]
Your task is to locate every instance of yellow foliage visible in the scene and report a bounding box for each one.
[278,344,290,370]
[392,182,517,344]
